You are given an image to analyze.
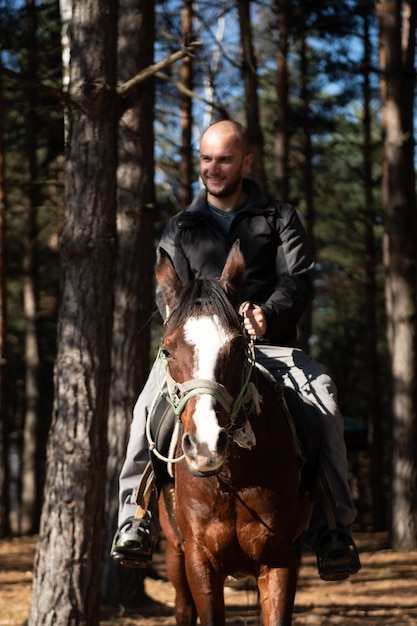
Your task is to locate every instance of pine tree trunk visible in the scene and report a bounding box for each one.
[237,0,267,191]
[178,0,193,210]
[102,0,156,606]
[29,1,118,623]
[0,54,10,538]
[274,0,290,201]
[297,32,314,352]
[21,0,41,536]
[362,8,386,531]
[378,0,417,551]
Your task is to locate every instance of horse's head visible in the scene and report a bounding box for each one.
[156,242,248,476]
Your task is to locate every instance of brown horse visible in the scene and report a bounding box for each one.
[155,242,313,626]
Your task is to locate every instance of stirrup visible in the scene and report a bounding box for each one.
[110,516,156,568]
[317,526,361,581]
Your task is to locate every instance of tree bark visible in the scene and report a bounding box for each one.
[362,7,386,531]
[102,0,156,606]
[21,0,41,536]
[29,0,118,623]
[297,31,314,352]
[178,0,193,210]
[0,49,10,538]
[274,0,290,201]
[378,0,417,550]
[237,0,267,191]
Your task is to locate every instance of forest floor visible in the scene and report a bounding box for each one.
[1,532,417,625]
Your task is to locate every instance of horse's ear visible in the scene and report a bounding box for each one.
[156,250,186,309]
[218,240,246,307]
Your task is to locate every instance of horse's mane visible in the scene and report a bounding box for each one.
[167,278,241,331]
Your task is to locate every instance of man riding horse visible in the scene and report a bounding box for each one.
[111,119,361,582]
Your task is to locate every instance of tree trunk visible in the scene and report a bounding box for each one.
[237,0,267,191]
[378,0,417,550]
[178,0,193,209]
[29,0,118,623]
[21,0,41,536]
[0,51,10,538]
[102,0,156,606]
[274,0,290,201]
[297,32,314,352]
[202,12,225,128]
[362,7,386,531]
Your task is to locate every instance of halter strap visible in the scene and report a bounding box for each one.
[164,337,255,423]
[165,371,234,417]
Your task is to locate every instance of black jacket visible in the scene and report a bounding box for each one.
[157,179,314,346]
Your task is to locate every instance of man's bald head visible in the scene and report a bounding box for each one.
[200,120,250,155]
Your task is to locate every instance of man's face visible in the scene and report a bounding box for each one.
[199,129,252,201]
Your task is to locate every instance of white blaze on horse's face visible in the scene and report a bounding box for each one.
[183,314,233,472]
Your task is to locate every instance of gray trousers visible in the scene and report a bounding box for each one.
[118,345,356,535]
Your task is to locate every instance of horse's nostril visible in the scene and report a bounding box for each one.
[217,429,228,455]
[182,433,195,455]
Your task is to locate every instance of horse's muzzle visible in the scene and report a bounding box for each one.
[182,428,229,476]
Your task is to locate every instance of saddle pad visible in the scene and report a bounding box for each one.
[281,386,324,495]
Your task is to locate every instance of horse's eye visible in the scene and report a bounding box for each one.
[161,347,172,359]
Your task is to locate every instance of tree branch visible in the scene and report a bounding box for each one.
[2,41,202,112]
[154,71,229,118]
[117,41,201,97]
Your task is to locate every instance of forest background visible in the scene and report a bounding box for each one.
[0,0,416,624]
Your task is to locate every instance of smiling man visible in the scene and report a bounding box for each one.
[199,121,253,205]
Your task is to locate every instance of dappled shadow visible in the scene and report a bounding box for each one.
[1,533,417,626]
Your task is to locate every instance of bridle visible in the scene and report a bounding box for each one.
[145,334,256,475]
[164,340,255,421]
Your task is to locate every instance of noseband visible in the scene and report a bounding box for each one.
[164,363,252,421]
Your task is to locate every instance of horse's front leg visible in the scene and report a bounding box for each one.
[160,497,197,626]
[183,544,226,626]
[257,551,299,626]
[166,540,198,626]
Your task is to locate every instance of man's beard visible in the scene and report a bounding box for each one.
[203,174,242,199]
